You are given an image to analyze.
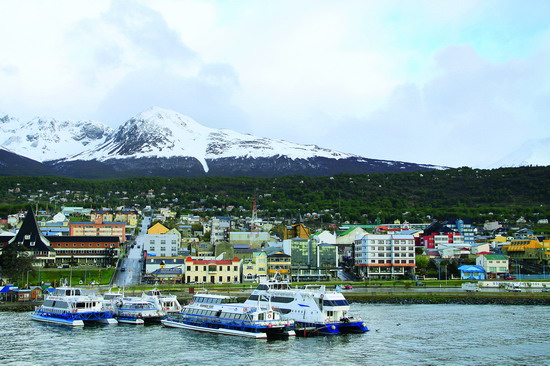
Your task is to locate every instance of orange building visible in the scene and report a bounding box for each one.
[69,217,126,243]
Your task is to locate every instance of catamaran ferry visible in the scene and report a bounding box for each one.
[103,292,165,324]
[30,287,117,326]
[161,293,295,339]
[244,279,368,336]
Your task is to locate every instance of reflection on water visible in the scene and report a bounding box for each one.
[1,304,549,366]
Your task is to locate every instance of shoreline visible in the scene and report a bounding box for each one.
[4,291,550,312]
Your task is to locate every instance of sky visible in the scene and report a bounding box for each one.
[0,0,549,168]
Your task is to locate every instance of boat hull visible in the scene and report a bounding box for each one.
[116,316,145,325]
[30,310,117,327]
[30,313,85,326]
[161,318,295,339]
[295,320,369,336]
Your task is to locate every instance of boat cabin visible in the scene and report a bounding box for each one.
[53,288,83,297]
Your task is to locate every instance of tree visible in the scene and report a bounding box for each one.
[0,245,35,286]
[415,255,430,276]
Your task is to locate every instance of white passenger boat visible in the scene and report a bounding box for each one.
[143,289,182,314]
[161,293,296,339]
[244,278,368,336]
[30,287,117,326]
[103,290,165,324]
[113,297,165,324]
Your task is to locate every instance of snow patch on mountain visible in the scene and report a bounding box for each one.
[0,113,113,162]
[488,138,550,168]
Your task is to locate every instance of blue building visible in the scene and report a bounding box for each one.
[458,265,485,280]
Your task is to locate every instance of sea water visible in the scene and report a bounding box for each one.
[1,304,549,366]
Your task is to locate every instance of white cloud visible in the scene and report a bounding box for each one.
[0,0,548,167]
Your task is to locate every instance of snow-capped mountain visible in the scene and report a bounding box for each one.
[66,107,358,173]
[488,138,550,169]
[0,114,113,162]
[1,107,445,178]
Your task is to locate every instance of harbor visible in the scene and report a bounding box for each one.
[2,303,549,366]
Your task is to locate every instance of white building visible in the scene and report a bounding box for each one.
[143,233,180,257]
[354,234,416,279]
[476,254,509,278]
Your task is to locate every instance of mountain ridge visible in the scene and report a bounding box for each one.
[2,107,445,178]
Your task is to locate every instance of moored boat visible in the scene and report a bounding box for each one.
[113,297,165,324]
[161,293,295,339]
[30,287,117,326]
[143,289,182,314]
[244,278,368,336]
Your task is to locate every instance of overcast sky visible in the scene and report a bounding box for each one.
[1,0,549,168]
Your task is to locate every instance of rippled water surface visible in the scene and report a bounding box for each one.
[2,304,549,366]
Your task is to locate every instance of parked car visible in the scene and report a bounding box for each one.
[505,276,516,280]
[343,284,353,290]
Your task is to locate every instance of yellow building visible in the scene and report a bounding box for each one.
[283,223,310,240]
[503,238,545,260]
[148,222,170,235]
[242,252,268,282]
[266,251,291,277]
[184,257,241,284]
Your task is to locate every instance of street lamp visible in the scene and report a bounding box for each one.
[434,258,443,281]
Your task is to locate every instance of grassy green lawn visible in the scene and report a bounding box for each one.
[25,268,115,287]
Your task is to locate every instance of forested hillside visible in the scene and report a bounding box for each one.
[0,166,548,225]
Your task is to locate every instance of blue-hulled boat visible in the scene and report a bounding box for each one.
[161,293,295,339]
[30,287,117,326]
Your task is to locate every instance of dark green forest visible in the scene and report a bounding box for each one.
[0,166,548,226]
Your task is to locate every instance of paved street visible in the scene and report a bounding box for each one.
[112,216,151,287]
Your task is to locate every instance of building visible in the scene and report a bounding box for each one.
[69,217,126,243]
[265,250,291,278]
[354,234,416,279]
[1,209,56,267]
[143,233,180,257]
[147,222,170,235]
[445,218,476,245]
[49,236,120,267]
[229,231,271,248]
[476,254,509,279]
[210,217,231,244]
[242,252,268,282]
[1,209,120,268]
[184,257,241,284]
[458,265,486,280]
[283,222,310,240]
[284,238,338,281]
[144,256,186,283]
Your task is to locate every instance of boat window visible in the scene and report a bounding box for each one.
[247,295,259,301]
[76,302,87,309]
[322,299,349,306]
[271,296,293,303]
[44,300,54,307]
[257,284,269,290]
[257,313,264,320]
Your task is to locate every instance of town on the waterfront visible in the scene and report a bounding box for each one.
[1,201,549,309]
